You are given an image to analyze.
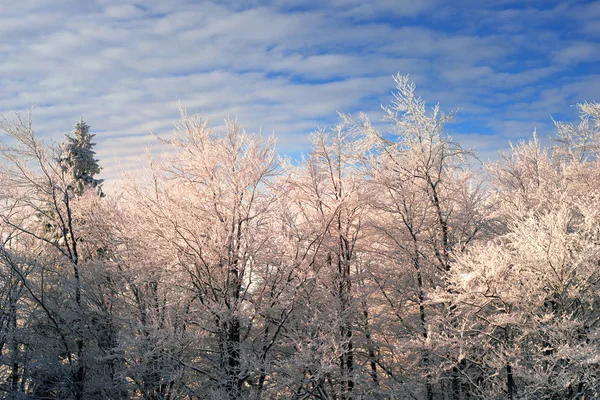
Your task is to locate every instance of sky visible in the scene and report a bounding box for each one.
[1,0,599,184]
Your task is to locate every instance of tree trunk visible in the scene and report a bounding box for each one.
[507,363,514,400]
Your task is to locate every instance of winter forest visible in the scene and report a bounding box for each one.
[0,74,599,400]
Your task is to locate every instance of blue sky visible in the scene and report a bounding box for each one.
[1,0,599,182]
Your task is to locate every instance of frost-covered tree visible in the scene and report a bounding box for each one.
[61,119,103,195]
[553,102,600,162]
[445,110,600,399]
[122,109,299,399]
[275,123,379,399]
[341,74,486,399]
[0,112,117,399]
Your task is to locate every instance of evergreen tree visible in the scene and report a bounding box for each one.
[61,119,103,195]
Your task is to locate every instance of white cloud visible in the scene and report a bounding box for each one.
[104,4,145,19]
[552,42,600,65]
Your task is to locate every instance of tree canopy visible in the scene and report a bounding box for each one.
[0,75,598,399]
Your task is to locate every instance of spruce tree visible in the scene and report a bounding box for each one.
[61,119,103,195]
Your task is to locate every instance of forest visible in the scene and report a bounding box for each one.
[0,74,598,399]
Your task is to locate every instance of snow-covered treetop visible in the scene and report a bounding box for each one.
[61,118,103,195]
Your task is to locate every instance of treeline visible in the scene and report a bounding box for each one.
[0,75,599,399]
